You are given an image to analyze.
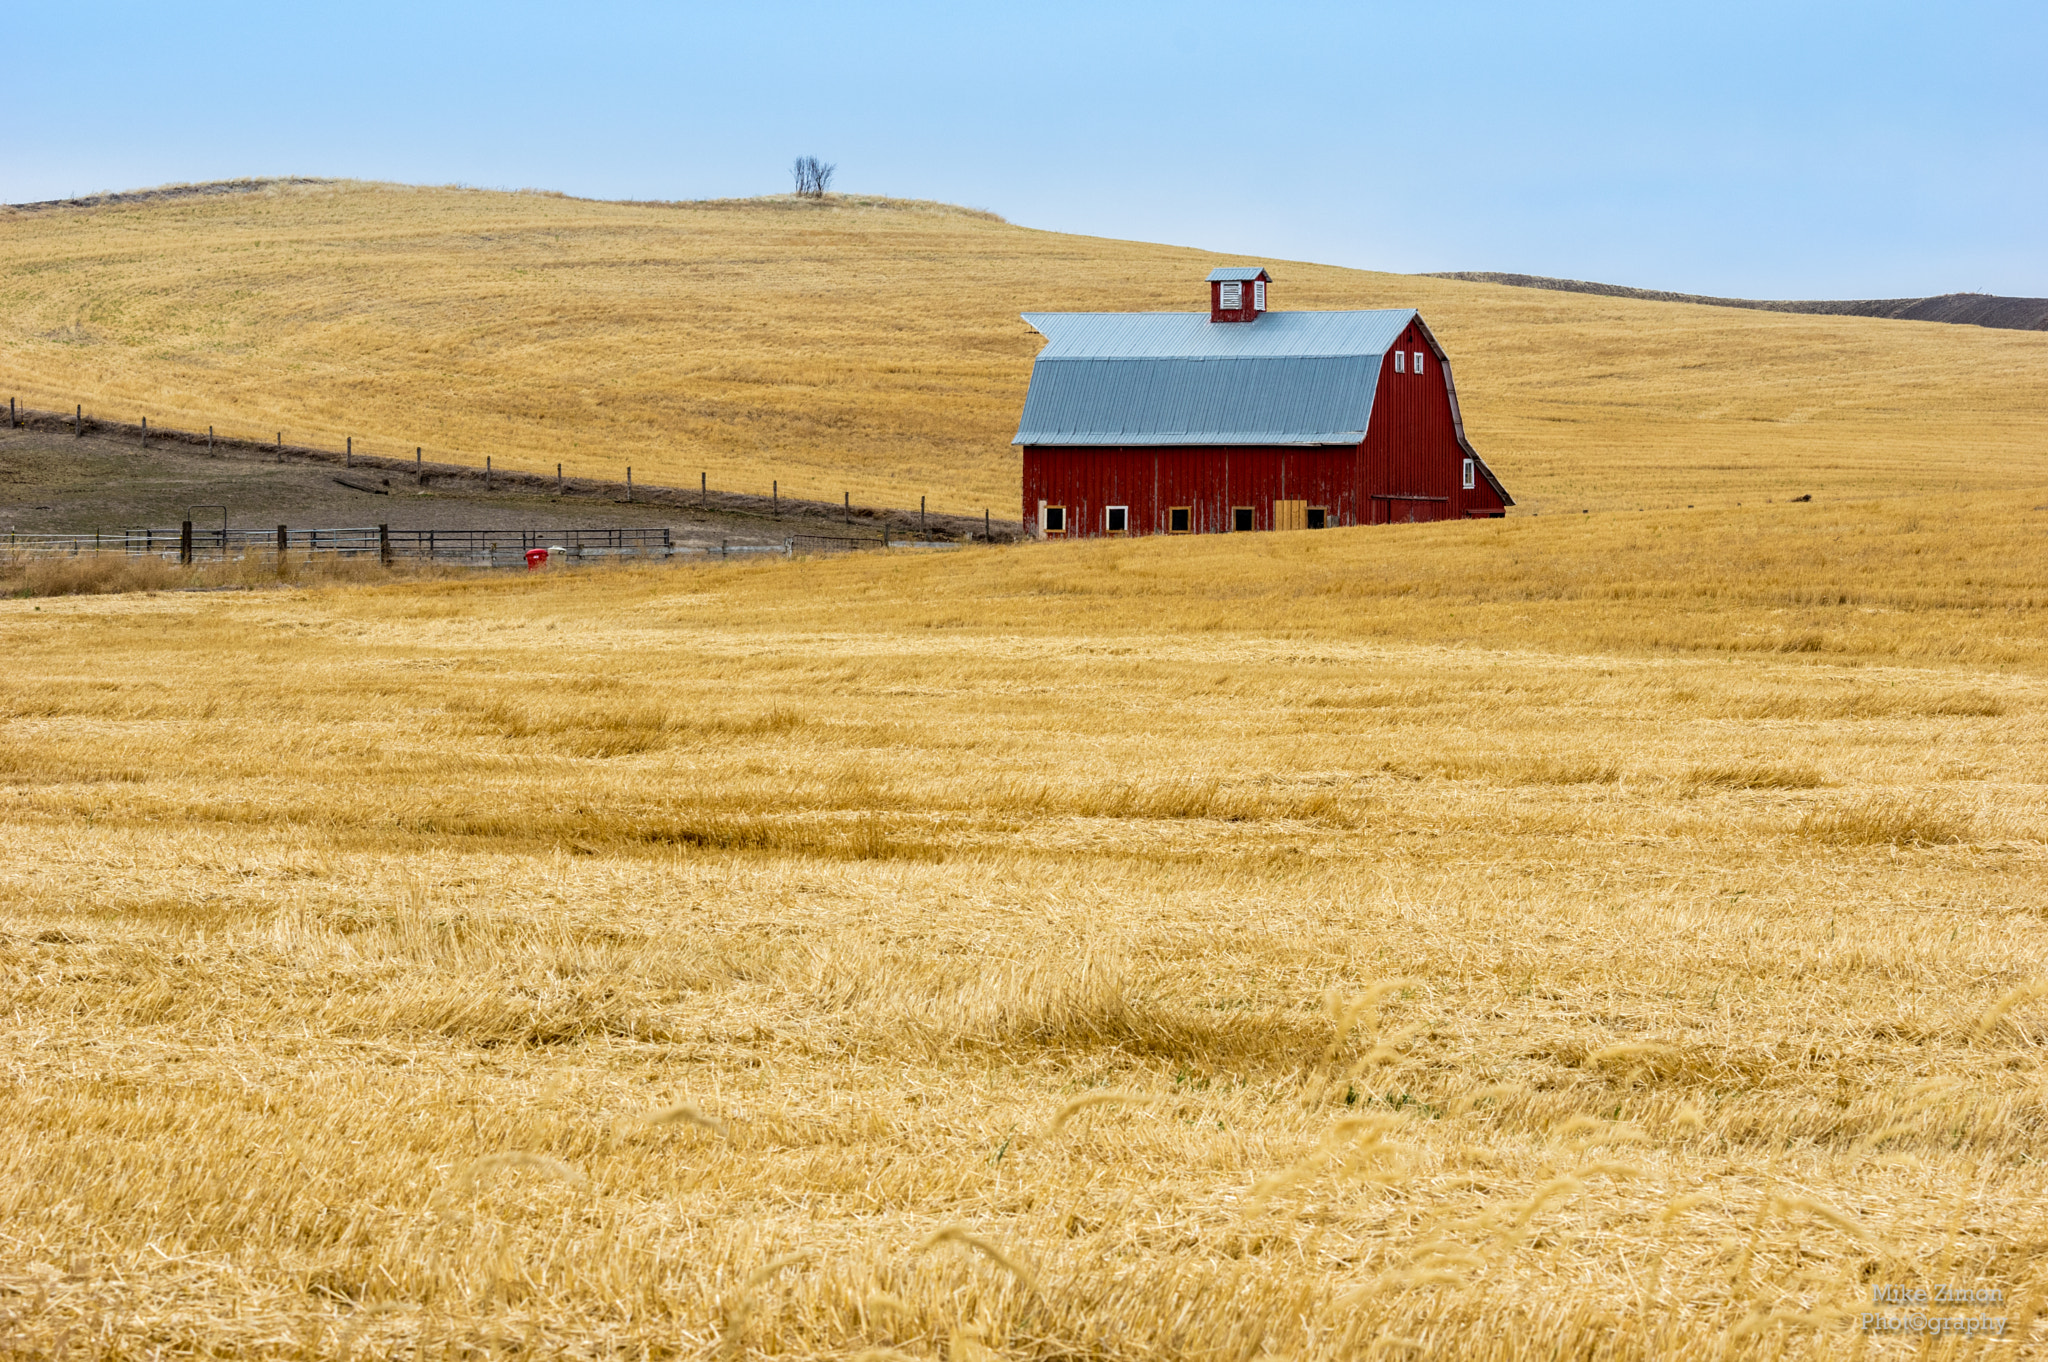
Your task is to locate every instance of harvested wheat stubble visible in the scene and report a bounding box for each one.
[1,501,2046,1358]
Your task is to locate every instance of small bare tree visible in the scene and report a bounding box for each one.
[790,155,836,198]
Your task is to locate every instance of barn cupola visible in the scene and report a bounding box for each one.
[1207,266,1270,323]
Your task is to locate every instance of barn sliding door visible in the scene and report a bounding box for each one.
[1272,500,1306,531]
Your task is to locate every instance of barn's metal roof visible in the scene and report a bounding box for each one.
[1013,309,1415,447]
[1205,266,1271,282]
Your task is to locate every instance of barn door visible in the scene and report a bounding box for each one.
[1273,499,1306,531]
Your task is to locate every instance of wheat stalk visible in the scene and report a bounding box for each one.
[1322,979,1420,1063]
[445,1151,588,1201]
[719,1253,812,1359]
[630,1101,729,1135]
[1974,979,2048,1041]
[1045,1089,1154,1135]
[1769,1194,1872,1244]
[913,1226,1035,1291]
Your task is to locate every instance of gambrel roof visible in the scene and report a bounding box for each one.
[1013,309,1415,447]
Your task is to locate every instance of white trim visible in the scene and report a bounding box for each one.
[1393,349,1404,373]
[1105,504,1128,534]
[1462,458,1475,490]
[1253,280,1265,311]
[1218,281,1243,310]
[1414,350,1425,374]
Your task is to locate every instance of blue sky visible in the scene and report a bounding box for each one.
[15,0,2046,297]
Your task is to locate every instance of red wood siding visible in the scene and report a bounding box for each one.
[1023,447,1364,536]
[1359,318,1506,523]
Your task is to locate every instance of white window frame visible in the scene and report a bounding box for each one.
[1393,349,1405,373]
[1462,458,1476,490]
[1043,504,1066,535]
[1105,505,1128,534]
[1218,281,1242,309]
[1253,280,1265,311]
[1414,350,1426,374]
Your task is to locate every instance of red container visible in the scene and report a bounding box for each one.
[525,549,549,570]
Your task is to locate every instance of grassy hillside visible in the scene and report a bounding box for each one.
[2,512,2045,1357]
[3,179,2046,517]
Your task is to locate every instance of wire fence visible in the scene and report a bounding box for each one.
[1,525,961,569]
[2,398,1023,544]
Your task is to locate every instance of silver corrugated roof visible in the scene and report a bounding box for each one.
[1205,266,1272,282]
[1013,309,1415,447]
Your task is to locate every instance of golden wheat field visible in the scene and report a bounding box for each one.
[3,493,2047,1358]
[3,179,2047,517]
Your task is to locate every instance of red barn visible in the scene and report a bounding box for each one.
[1014,267,1510,537]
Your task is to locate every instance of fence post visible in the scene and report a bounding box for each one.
[984,509,990,541]
[141,417,147,449]
[700,471,705,507]
[276,432,282,464]
[921,496,926,533]
[179,521,192,566]
[627,467,633,503]
[773,480,778,516]
[379,523,391,566]
[486,455,492,488]
[346,436,352,468]
[75,404,81,437]
[416,447,422,481]
[557,462,563,494]
[7,398,12,428]
[208,425,214,454]
[845,492,850,525]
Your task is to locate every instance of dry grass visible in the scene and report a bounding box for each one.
[0,550,497,598]
[12,551,181,596]
[1,503,2045,1358]
[2,179,2046,517]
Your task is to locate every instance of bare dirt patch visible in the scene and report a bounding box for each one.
[0,418,996,545]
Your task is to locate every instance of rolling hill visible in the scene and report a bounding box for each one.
[3,177,2046,518]
[1428,271,2048,331]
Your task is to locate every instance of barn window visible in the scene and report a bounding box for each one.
[1168,506,1192,534]
[1044,505,1066,534]
[1393,350,1405,373]
[1253,280,1266,311]
[1414,350,1425,374]
[1462,458,1475,490]
[1232,506,1254,532]
[1105,505,1128,534]
[1306,507,1328,530]
[1218,282,1242,309]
